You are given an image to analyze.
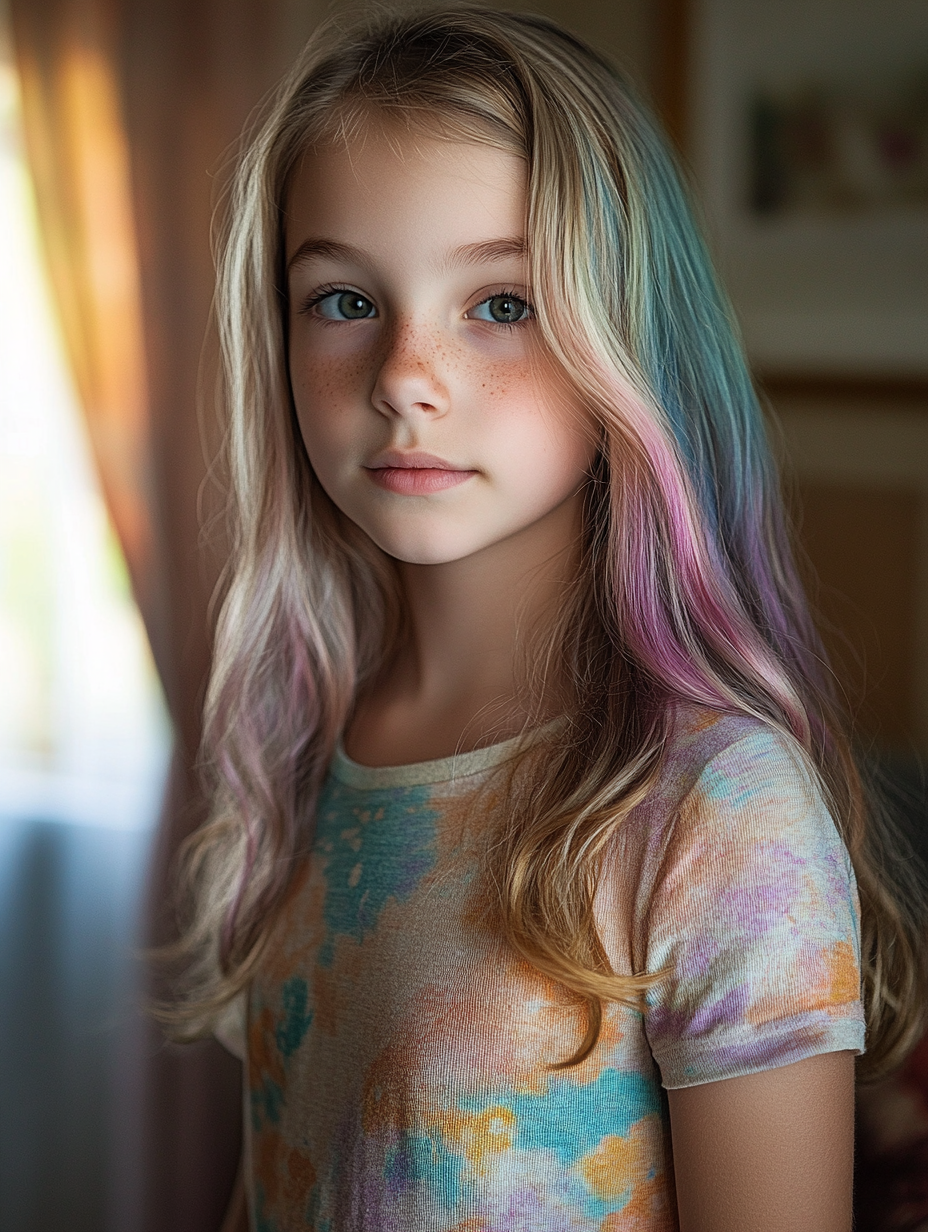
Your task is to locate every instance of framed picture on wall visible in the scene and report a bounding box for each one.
[687,0,928,378]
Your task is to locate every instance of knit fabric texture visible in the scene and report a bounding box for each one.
[236,707,864,1231]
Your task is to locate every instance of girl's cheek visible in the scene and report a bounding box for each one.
[291,351,373,404]
[453,344,530,402]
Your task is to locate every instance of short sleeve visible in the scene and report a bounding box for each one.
[642,728,865,1089]
[213,989,248,1062]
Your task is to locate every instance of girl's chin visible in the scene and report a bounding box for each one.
[359,526,500,568]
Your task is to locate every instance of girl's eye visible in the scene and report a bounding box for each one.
[313,291,377,320]
[468,294,532,325]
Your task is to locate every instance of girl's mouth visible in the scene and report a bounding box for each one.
[365,450,477,495]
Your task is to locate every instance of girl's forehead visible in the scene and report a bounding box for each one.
[284,128,528,268]
[291,118,524,196]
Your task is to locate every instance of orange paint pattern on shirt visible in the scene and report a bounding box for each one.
[581,1115,662,1199]
[249,1006,285,1089]
[253,1129,317,1219]
[253,1129,285,1209]
[824,940,860,1006]
[599,1178,674,1231]
[428,1105,517,1171]
[584,1116,675,1231]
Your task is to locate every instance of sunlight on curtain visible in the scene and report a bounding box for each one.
[0,49,169,829]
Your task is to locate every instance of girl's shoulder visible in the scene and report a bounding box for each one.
[641,701,823,830]
[615,702,846,880]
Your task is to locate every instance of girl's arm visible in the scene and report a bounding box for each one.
[667,1050,855,1231]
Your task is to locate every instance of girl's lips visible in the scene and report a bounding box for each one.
[365,450,477,495]
[366,466,476,495]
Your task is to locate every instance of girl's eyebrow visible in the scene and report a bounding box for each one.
[287,238,363,272]
[286,236,526,274]
[442,237,526,270]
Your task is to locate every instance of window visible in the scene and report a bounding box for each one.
[0,54,168,830]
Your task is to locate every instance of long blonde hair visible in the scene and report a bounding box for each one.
[171,6,926,1078]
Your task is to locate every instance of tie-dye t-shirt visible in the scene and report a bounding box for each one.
[227,707,864,1231]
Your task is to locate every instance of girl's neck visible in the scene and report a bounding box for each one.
[345,493,582,767]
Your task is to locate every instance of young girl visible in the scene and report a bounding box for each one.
[176,8,926,1230]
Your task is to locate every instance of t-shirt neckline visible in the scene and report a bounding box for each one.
[331,723,557,790]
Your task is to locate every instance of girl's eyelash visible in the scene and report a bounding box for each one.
[483,288,532,305]
[476,288,534,309]
[300,283,360,314]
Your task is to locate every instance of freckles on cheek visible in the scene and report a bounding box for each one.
[290,351,369,402]
[465,353,522,404]
[477,377,509,401]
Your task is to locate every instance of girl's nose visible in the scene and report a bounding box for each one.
[370,321,451,419]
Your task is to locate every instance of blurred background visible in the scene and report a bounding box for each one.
[0,0,924,1229]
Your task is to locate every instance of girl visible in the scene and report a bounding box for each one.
[175,8,926,1230]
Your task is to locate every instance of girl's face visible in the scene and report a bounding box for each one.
[285,124,596,567]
